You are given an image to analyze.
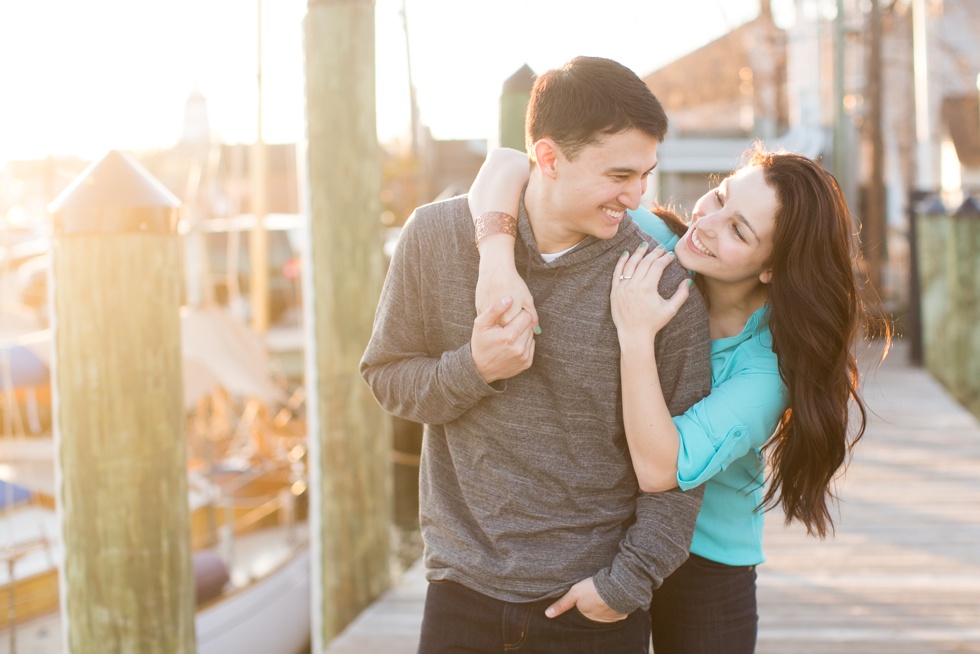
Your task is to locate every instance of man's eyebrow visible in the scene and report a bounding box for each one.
[605,163,657,175]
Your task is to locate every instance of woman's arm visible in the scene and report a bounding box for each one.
[614,246,788,493]
[468,148,537,328]
[611,244,691,492]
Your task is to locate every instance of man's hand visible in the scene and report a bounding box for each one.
[544,577,628,623]
[476,235,540,330]
[471,297,536,383]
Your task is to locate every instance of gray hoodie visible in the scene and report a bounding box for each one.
[360,195,711,613]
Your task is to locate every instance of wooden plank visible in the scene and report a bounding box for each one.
[324,339,980,653]
[756,340,980,653]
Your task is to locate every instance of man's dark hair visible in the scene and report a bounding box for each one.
[525,56,668,162]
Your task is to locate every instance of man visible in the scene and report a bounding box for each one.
[361,56,711,653]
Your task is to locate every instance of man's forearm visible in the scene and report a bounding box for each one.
[591,485,704,613]
[360,342,498,426]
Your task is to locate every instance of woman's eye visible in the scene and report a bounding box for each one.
[714,190,724,204]
[732,223,745,241]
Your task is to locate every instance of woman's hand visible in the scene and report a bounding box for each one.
[476,233,539,329]
[611,243,691,344]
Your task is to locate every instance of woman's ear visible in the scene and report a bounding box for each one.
[760,269,773,284]
[532,139,559,179]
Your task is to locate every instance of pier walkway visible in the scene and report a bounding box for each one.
[325,339,980,654]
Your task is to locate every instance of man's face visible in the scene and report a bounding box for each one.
[547,129,659,249]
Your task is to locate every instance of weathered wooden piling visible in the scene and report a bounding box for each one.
[304,0,392,648]
[48,151,195,653]
[915,194,980,419]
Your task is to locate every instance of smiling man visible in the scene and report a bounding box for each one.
[361,56,711,654]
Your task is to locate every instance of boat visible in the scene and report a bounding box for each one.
[0,307,311,654]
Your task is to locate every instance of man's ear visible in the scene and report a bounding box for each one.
[532,139,559,179]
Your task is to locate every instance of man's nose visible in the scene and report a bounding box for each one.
[617,178,644,210]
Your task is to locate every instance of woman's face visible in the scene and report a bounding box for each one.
[674,165,778,286]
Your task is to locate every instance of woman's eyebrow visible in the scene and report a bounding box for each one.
[725,179,760,239]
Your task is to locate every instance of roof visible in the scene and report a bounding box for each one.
[942,95,980,168]
[642,13,786,138]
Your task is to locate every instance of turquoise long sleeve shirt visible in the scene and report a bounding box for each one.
[630,207,789,566]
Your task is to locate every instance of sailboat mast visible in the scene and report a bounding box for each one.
[401,0,419,158]
[250,0,270,334]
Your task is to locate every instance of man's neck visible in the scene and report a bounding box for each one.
[523,178,584,254]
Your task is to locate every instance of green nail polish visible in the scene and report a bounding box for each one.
[640,241,648,248]
[686,279,693,287]
[622,250,629,257]
[534,325,542,335]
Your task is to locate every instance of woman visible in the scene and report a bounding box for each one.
[467,145,888,653]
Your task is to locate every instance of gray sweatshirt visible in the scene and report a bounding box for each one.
[360,195,711,614]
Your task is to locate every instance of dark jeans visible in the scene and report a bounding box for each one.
[418,579,651,654]
[649,553,758,654]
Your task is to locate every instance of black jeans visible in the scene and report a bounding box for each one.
[649,554,758,654]
[418,579,651,654]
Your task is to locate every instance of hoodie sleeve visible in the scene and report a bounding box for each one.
[592,484,705,613]
[360,210,502,425]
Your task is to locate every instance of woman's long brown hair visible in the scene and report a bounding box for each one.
[659,148,889,538]
[760,149,876,537]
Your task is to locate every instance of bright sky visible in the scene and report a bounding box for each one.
[0,0,792,163]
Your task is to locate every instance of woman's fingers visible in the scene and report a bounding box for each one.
[616,242,650,283]
[615,242,677,291]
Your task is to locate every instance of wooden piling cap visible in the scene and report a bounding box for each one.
[48,150,180,235]
[953,195,980,217]
[503,64,536,93]
[916,194,947,216]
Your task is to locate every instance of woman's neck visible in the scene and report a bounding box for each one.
[703,280,769,340]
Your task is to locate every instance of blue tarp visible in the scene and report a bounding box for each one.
[0,479,33,510]
[0,344,49,390]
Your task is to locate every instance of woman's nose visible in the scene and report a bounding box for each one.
[696,212,719,236]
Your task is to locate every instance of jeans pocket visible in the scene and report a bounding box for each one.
[562,606,628,630]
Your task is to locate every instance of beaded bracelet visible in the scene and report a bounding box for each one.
[474,211,517,247]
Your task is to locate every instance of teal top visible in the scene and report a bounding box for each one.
[630,207,789,566]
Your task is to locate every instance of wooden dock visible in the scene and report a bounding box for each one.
[325,339,980,654]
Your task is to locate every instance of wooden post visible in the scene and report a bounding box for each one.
[949,197,980,418]
[862,0,887,300]
[913,195,948,380]
[48,151,195,654]
[303,0,392,648]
